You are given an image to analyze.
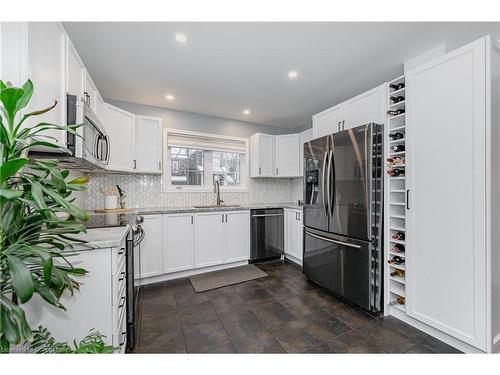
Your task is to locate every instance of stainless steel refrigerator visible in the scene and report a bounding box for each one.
[303,123,383,312]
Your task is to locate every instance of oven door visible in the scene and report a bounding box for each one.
[303,227,373,311]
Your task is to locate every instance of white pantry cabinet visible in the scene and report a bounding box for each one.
[275,134,300,177]
[194,212,225,268]
[250,133,275,177]
[139,214,162,278]
[224,211,251,263]
[403,35,500,353]
[136,115,163,174]
[312,83,386,139]
[284,208,303,264]
[103,103,136,172]
[163,213,194,273]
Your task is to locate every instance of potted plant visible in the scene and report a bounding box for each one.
[0,80,109,353]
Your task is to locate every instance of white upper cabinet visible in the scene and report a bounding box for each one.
[275,134,300,177]
[65,37,86,98]
[163,213,194,273]
[103,103,136,172]
[312,83,387,139]
[194,212,225,268]
[139,214,162,279]
[84,70,99,114]
[405,37,488,351]
[224,211,250,263]
[312,103,343,139]
[25,22,67,144]
[136,116,163,174]
[250,133,275,177]
[343,83,386,129]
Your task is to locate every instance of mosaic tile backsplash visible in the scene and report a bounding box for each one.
[84,173,303,210]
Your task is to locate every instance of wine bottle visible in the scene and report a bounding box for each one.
[388,255,405,264]
[387,168,405,177]
[391,145,405,153]
[390,269,405,277]
[392,244,405,253]
[390,96,405,103]
[389,296,406,305]
[387,108,405,116]
[392,232,405,241]
[388,132,404,140]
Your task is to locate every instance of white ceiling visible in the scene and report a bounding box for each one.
[64,22,499,129]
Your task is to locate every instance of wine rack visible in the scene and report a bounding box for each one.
[385,75,407,313]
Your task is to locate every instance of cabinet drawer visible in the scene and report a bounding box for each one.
[113,280,126,332]
[111,240,127,276]
[113,305,127,352]
[113,259,126,306]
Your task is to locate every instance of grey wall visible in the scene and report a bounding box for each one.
[106,99,292,138]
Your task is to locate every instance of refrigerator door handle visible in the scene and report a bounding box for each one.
[329,150,335,217]
[305,230,362,249]
[326,150,332,218]
[322,150,329,217]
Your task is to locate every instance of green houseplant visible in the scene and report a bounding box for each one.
[0,79,110,353]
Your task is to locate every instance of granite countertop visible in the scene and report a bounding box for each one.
[132,202,303,215]
[68,226,130,252]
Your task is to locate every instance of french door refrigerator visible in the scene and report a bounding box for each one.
[303,123,383,312]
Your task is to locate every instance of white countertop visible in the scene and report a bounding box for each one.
[68,226,130,252]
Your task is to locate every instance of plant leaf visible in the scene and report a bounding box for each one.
[0,189,23,200]
[0,158,28,183]
[6,255,35,304]
[0,87,24,122]
[14,80,33,113]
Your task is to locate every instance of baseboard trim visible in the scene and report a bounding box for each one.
[390,307,486,353]
[136,261,249,286]
[284,254,303,266]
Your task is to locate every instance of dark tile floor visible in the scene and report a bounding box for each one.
[134,260,461,354]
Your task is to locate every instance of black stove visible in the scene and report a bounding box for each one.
[83,213,136,229]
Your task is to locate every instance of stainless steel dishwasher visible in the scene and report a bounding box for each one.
[250,208,284,263]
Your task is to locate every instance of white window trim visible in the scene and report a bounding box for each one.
[162,128,249,193]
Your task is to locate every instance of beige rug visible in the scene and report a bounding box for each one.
[189,264,268,292]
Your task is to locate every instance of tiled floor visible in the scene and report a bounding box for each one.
[134,260,461,354]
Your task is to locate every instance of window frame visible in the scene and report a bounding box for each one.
[162,128,249,193]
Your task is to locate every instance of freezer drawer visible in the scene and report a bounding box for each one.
[303,228,374,311]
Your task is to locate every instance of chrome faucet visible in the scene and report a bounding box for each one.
[214,179,224,206]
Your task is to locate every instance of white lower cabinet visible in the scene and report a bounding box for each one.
[139,214,162,278]
[224,211,251,263]
[194,212,225,268]
[163,213,194,273]
[285,209,303,263]
[138,210,250,280]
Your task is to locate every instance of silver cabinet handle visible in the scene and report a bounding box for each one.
[221,214,224,223]
[225,214,228,222]
[191,216,194,225]
[159,161,161,170]
[305,230,361,249]
[133,159,137,169]
[276,168,279,175]
[118,271,125,281]
[259,167,261,175]
[342,120,345,131]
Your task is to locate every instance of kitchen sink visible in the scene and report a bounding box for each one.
[193,205,241,209]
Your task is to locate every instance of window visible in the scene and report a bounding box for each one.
[164,130,248,192]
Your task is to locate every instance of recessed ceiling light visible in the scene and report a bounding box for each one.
[165,94,175,101]
[288,70,298,79]
[175,32,187,44]
[243,109,250,115]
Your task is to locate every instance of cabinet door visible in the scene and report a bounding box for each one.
[136,116,163,174]
[26,22,66,144]
[342,84,386,130]
[194,212,224,268]
[250,133,275,177]
[163,214,194,273]
[312,104,343,139]
[84,70,98,113]
[95,91,104,123]
[276,134,300,177]
[405,38,486,350]
[65,36,85,98]
[299,129,313,177]
[103,104,136,172]
[296,210,303,261]
[224,211,250,263]
[285,209,300,259]
[139,215,162,279]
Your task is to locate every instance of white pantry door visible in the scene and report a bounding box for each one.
[405,37,487,350]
